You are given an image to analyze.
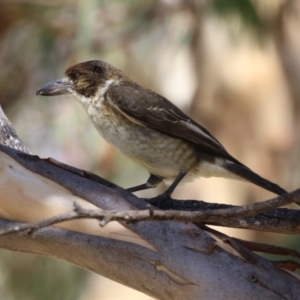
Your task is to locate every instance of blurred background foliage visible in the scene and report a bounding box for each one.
[0,0,299,299]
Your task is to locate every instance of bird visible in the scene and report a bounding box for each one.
[36,60,287,200]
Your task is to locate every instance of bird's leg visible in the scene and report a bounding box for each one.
[150,170,187,207]
[162,170,187,198]
[127,174,163,193]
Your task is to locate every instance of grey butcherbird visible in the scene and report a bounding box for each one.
[36,60,287,200]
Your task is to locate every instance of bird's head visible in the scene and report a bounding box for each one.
[36,60,126,102]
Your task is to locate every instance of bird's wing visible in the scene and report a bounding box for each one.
[105,84,287,196]
[105,84,236,161]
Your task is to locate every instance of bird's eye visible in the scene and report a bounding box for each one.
[69,72,79,82]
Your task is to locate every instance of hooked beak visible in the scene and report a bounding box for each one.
[36,78,72,96]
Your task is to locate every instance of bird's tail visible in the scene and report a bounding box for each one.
[224,162,287,196]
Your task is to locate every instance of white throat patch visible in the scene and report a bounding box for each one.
[99,79,117,97]
[69,78,119,109]
[96,79,119,107]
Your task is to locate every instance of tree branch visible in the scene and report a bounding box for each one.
[1,191,300,237]
[0,105,299,299]
[155,199,300,234]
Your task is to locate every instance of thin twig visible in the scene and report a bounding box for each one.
[0,188,300,237]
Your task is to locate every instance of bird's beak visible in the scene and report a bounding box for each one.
[36,78,72,96]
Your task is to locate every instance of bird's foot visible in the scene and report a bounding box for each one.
[146,192,172,208]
